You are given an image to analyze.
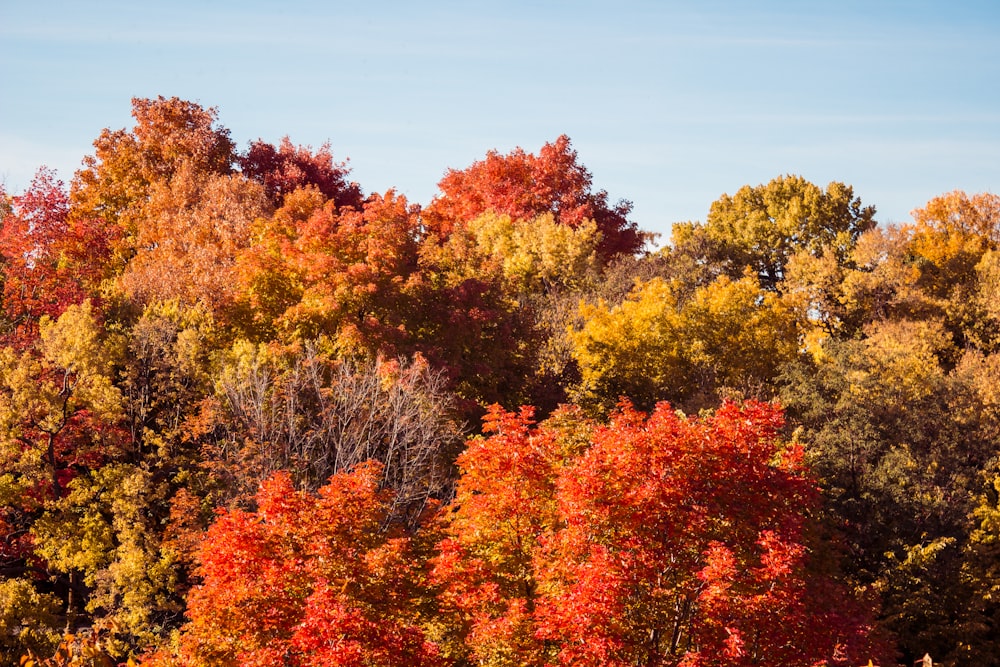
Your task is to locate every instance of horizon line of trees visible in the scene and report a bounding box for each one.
[2,96,999,666]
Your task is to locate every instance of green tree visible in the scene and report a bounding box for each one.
[676,175,876,292]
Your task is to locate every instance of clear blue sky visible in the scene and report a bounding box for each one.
[2,0,998,242]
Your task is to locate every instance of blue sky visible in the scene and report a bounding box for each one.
[1,0,998,242]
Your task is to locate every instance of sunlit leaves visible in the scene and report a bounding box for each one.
[435,401,882,666]
[120,165,270,318]
[424,135,642,259]
[687,175,876,291]
[0,578,61,663]
[71,96,237,244]
[238,137,363,210]
[571,274,798,412]
[0,169,114,348]
[173,465,444,667]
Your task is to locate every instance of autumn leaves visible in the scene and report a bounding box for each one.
[3,95,1000,665]
[152,403,876,666]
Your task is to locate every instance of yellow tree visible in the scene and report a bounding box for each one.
[0,302,126,656]
[907,191,1000,350]
[571,274,798,412]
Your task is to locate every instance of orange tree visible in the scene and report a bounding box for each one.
[433,400,888,666]
[148,464,444,667]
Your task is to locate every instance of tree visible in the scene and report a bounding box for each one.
[431,405,572,666]
[677,175,876,292]
[429,212,603,297]
[266,190,423,352]
[779,319,1000,664]
[0,578,61,664]
[118,162,270,319]
[30,463,185,657]
[0,302,127,656]
[423,135,643,260]
[71,97,237,246]
[0,301,123,503]
[570,277,689,412]
[214,343,464,524]
[233,189,538,409]
[907,191,1000,351]
[570,274,798,413]
[434,401,886,666]
[118,300,217,462]
[238,137,363,210]
[160,465,444,667]
[960,473,1000,666]
[538,401,882,666]
[0,169,116,348]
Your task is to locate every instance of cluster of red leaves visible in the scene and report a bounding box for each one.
[434,400,883,666]
[155,463,443,667]
[424,135,643,259]
[0,170,117,348]
[162,401,884,666]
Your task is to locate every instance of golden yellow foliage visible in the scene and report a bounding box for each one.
[571,273,798,411]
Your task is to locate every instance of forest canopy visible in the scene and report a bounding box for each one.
[2,96,999,667]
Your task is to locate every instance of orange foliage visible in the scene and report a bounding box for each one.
[424,135,642,259]
[435,401,886,666]
[167,464,444,667]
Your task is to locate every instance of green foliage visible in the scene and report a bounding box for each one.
[681,175,876,291]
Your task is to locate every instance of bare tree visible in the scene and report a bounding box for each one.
[218,344,465,525]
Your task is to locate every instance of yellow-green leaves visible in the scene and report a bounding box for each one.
[701,175,876,290]
[31,464,182,656]
[0,579,61,664]
[39,300,122,423]
[0,301,123,498]
[464,212,602,294]
[572,277,686,412]
[571,274,798,412]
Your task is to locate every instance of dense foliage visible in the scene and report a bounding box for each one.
[3,97,998,666]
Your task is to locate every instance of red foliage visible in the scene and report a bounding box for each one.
[436,400,885,666]
[0,169,117,348]
[174,464,444,667]
[239,137,364,209]
[424,135,643,259]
